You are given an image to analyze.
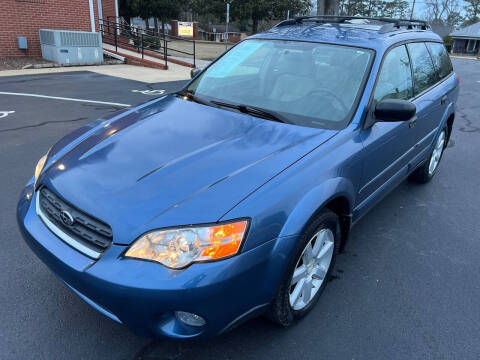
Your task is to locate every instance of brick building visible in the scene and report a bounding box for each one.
[0,0,118,57]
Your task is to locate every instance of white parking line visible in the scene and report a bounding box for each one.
[0,111,15,119]
[0,92,130,107]
[132,89,166,95]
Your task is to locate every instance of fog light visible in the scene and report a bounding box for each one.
[175,311,206,327]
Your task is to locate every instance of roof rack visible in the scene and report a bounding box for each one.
[275,15,430,33]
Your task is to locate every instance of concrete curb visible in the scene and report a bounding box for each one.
[450,55,479,60]
[22,60,123,70]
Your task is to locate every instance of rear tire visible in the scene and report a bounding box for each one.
[268,209,340,327]
[409,126,448,184]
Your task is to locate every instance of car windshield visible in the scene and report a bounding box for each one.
[186,39,373,130]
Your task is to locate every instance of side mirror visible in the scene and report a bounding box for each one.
[374,99,416,122]
[190,67,202,79]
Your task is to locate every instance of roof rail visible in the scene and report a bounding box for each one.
[275,15,430,33]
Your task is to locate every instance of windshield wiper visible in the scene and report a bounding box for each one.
[210,100,290,124]
[178,91,216,108]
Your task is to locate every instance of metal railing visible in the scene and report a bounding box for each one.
[100,19,196,68]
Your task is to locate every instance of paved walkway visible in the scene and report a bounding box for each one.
[0,43,212,83]
[103,43,211,69]
[169,56,211,69]
[0,63,190,83]
[103,43,193,77]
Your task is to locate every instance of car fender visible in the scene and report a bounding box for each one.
[429,100,455,152]
[440,101,455,130]
[278,177,355,238]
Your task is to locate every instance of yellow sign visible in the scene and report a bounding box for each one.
[178,22,193,37]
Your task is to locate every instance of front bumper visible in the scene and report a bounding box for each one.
[17,184,298,338]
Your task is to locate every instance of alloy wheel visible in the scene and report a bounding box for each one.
[289,229,334,311]
[428,130,446,176]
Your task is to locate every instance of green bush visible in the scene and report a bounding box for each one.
[132,36,160,50]
[144,36,160,50]
[443,35,453,52]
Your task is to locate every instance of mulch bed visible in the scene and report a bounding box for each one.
[0,56,53,71]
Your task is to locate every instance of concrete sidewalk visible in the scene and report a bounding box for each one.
[450,54,479,60]
[0,63,191,83]
[103,43,200,72]
[169,56,211,69]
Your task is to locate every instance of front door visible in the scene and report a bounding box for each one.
[356,44,417,216]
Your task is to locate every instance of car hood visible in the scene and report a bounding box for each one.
[41,95,337,244]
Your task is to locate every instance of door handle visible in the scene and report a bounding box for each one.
[441,95,448,105]
[409,116,417,129]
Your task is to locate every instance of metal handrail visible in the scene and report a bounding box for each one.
[100,19,197,67]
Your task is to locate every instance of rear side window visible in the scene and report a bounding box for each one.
[427,42,453,80]
[407,42,438,95]
[374,45,413,102]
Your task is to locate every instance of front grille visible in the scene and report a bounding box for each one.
[37,187,113,259]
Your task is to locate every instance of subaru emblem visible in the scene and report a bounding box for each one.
[60,210,75,226]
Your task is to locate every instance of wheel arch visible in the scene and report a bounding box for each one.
[445,113,455,145]
[279,177,355,252]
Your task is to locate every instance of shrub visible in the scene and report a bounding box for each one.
[144,36,160,50]
[443,35,453,52]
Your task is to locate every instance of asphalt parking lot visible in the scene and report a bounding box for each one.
[1,58,479,360]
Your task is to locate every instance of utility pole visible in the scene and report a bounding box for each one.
[225,1,234,51]
[317,0,326,15]
[410,0,416,19]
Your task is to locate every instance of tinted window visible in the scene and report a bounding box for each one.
[427,42,453,80]
[407,42,438,95]
[187,39,373,130]
[374,45,413,102]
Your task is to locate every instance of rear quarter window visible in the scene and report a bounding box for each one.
[426,42,453,80]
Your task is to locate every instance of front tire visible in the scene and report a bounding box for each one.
[268,209,340,326]
[409,126,447,184]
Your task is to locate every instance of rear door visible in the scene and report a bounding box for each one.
[426,41,456,119]
[406,42,444,162]
[357,44,416,209]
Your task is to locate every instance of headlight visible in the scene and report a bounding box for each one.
[125,220,249,269]
[34,154,48,181]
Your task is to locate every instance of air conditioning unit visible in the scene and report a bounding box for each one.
[39,29,103,65]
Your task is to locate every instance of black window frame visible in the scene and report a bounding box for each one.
[406,42,439,97]
[372,43,414,103]
[363,39,455,129]
[425,41,454,81]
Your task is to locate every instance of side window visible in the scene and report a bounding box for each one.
[427,42,453,80]
[407,42,438,95]
[374,45,413,102]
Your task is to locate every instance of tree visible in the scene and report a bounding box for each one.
[337,0,409,18]
[317,0,339,15]
[377,0,409,18]
[125,0,182,33]
[445,11,463,26]
[118,0,136,24]
[193,0,312,34]
[463,0,480,24]
[424,0,460,24]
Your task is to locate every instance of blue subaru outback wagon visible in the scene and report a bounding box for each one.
[18,16,459,338]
